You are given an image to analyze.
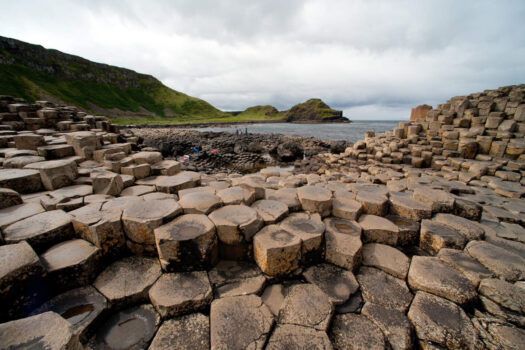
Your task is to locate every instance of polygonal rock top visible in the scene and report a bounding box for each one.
[208,205,263,244]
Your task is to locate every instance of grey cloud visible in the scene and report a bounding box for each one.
[2,0,525,120]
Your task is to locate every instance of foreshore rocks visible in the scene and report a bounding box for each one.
[131,128,348,173]
[0,88,524,350]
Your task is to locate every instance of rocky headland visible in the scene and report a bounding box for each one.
[0,84,524,350]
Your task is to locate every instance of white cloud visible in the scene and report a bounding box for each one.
[2,0,525,119]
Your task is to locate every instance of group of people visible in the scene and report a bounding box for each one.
[235,127,248,136]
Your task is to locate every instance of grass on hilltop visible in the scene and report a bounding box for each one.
[0,62,224,118]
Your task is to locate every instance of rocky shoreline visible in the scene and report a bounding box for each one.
[121,119,351,129]
[129,128,348,174]
[0,86,524,350]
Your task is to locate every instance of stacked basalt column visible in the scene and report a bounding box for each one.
[346,84,525,185]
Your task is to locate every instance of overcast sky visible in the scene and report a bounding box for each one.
[2,0,525,120]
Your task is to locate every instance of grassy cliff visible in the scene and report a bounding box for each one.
[0,36,225,119]
[0,36,348,124]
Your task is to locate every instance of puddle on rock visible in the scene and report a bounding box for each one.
[334,223,355,233]
[61,304,95,324]
[295,222,316,232]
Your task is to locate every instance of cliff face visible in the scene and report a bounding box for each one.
[285,99,347,122]
[0,36,224,118]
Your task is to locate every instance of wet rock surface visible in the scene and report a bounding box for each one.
[0,88,525,349]
[87,304,161,350]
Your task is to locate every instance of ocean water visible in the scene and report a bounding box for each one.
[187,120,403,143]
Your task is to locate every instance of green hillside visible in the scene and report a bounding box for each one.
[235,105,285,121]
[0,36,348,124]
[0,36,226,119]
[285,98,345,122]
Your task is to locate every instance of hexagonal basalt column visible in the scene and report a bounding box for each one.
[265,188,301,211]
[155,171,201,194]
[253,224,301,276]
[279,283,333,331]
[93,256,162,309]
[151,160,181,176]
[332,196,362,221]
[13,134,45,150]
[251,199,289,224]
[232,175,268,200]
[357,266,413,313]
[208,205,263,259]
[3,209,73,252]
[0,169,42,193]
[40,239,102,293]
[91,171,124,196]
[323,217,362,272]
[120,184,155,197]
[149,313,209,350]
[0,188,22,209]
[407,292,479,349]
[208,260,266,298]
[280,212,325,264]
[179,191,222,214]
[355,191,388,216]
[362,243,410,279]
[65,131,101,159]
[358,214,400,245]
[389,191,432,221]
[3,155,45,168]
[37,144,75,160]
[131,151,163,165]
[297,186,332,217]
[210,295,274,350]
[87,304,161,350]
[25,159,77,190]
[386,215,420,246]
[70,203,125,254]
[0,202,45,230]
[420,219,466,255]
[155,214,218,272]
[148,271,212,318]
[0,241,45,321]
[330,313,386,350]
[121,164,151,179]
[30,286,108,343]
[216,186,255,205]
[303,263,359,305]
[266,324,332,350]
[122,198,182,255]
[0,312,83,350]
[407,256,477,306]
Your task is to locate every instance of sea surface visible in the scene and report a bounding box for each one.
[187,120,403,143]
